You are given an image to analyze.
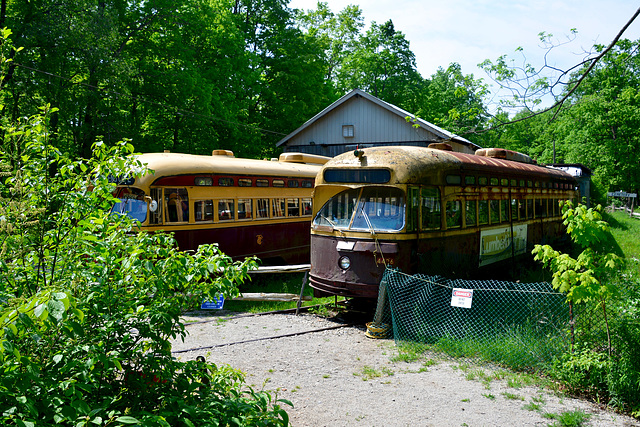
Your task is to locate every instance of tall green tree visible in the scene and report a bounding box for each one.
[537,39,640,198]
[416,63,489,137]
[1,0,333,159]
[230,0,334,157]
[337,19,422,107]
[294,1,364,86]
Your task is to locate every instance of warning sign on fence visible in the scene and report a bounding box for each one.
[451,288,474,309]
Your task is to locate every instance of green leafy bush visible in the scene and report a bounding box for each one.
[0,107,290,425]
[534,202,640,416]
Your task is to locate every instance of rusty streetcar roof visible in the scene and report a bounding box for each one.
[317,146,574,185]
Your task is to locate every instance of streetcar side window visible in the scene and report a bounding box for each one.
[194,200,214,222]
[287,198,300,216]
[272,198,286,217]
[195,176,213,186]
[527,199,533,219]
[256,198,269,218]
[149,188,163,225]
[446,175,461,185]
[478,200,489,225]
[407,187,420,232]
[420,187,441,230]
[535,198,548,218]
[237,199,252,219]
[500,199,509,222]
[465,200,477,227]
[519,199,527,220]
[511,199,518,220]
[446,200,462,229]
[218,199,234,221]
[301,198,313,216]
[165,188,189,223]
[489,200,500,224]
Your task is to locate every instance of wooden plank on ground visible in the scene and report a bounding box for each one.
[249,264,310,274]
[230,293,313,302]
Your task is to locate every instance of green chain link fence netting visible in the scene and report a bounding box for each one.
[372,267,574,371]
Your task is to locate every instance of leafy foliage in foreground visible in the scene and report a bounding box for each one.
[534,203,640,417]
[0,110,290,425]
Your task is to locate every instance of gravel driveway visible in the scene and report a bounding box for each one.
[171,311,639,427]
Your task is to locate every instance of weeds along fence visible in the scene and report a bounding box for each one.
[375,268,572,371]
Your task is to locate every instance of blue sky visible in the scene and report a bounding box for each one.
[289,0,640,92]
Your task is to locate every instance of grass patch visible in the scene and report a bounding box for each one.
[391,342,433,363]
[543,409,591,427]
[505,372,541,389]
[523,401,543,412]
[353,365,394,381]
[428,324,566,372]
[606,211,640,260]
[501,392,524,401]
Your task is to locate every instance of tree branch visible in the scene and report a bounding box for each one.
[473,6,640,135]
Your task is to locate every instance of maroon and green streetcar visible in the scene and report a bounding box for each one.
[111,150,328,265]
[309,146,579,299]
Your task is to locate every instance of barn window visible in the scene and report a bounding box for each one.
[342,125,355,138]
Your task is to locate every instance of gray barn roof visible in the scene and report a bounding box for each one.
[276,89,481,151]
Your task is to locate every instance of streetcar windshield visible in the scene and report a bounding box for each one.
[313,187,405,232]
[112,187,148,223]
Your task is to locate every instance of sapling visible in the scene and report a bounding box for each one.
[532,201,621,354]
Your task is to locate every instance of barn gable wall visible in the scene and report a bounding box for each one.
[277,90,479,157]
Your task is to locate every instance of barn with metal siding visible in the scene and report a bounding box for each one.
[276,89,482,157]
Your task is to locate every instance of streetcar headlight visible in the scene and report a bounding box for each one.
[338,256,351,270]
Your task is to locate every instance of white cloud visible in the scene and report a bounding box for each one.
[289,0,640,80]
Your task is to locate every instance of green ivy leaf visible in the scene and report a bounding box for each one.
[116,416,140,424]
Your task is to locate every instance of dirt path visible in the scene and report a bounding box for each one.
[172,311,639,427]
